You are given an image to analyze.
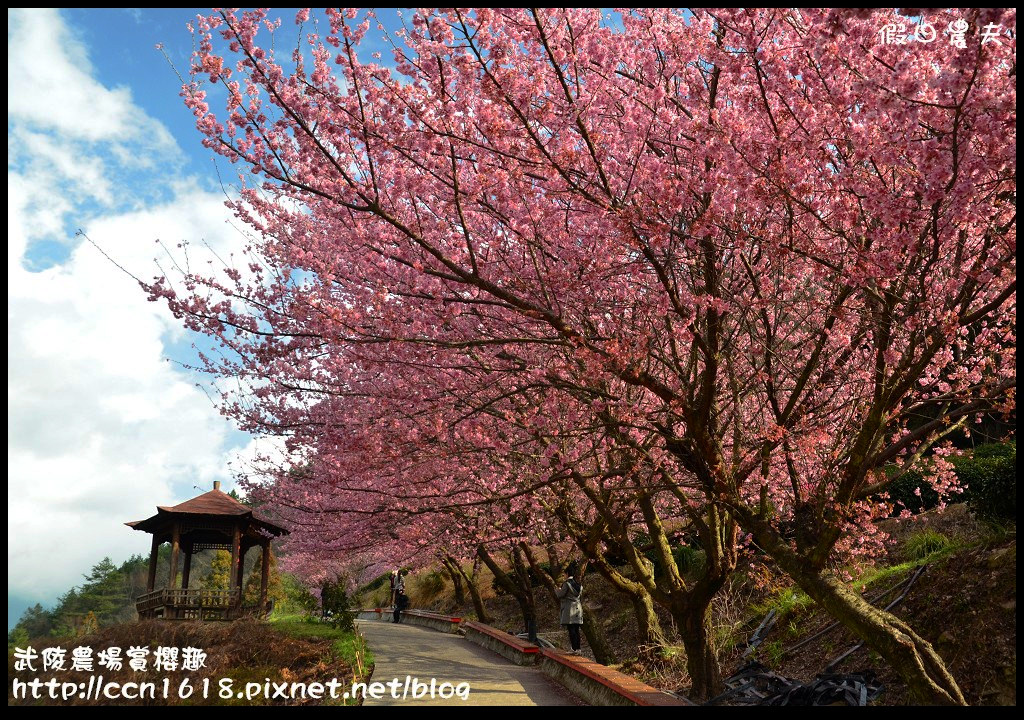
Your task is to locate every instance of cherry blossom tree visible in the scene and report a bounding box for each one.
[149,7,1015,704]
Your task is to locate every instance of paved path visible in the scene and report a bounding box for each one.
[356,619,580,706]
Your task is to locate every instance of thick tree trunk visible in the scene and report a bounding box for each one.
[457,560,490,624]
[477,544,536,633]
[791,568,965,705]
[635,492,727,698]
[450,568,466,606]
[580,607,617,664]
[670,600,721,702]
[441,556,466,606]
[545,544,565,580]
[579,540,670,661]
[630,592,669,661]
[509,545,538,636]
[518,598,538,638]
[737,509,966,705]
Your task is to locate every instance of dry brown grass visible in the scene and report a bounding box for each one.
[8,619,366,706]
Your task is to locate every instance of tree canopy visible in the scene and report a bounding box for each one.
[146,8,1015,704]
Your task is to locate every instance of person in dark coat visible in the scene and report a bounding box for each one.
[392,570,409,623]
[555,563,584,653]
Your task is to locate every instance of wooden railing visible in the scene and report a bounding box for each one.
[167,588,240,607]
[136,589,168,613]
[136,588,243,619]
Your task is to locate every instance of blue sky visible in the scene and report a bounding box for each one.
[7,8,411,629]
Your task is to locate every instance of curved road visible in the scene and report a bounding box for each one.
[355,619,581,706]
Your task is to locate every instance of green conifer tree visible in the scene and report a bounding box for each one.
[202,550,232,591]
[243,548,286,608]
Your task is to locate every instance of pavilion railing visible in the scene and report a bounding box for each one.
[136,588,242,617]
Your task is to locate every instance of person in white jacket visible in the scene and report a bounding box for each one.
[555,563,584,654]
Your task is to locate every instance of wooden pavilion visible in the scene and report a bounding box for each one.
[126,481,289,620]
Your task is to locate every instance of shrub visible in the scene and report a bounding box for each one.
[753,586,812,620]
[8,627,29,650]
[958,442,1016,523]
[527,561,553,587]
[321,577,354,633]
[281,574,319,617]
[490,575,508,596]
[673,545,706,576]
[357,572,392,596]
[886,467,943,515]
[635,532,705,580]
[903,529,954,561]
[971,441,1016,459]
[756,638,785,668]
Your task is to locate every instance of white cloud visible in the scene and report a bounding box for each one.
[12,128,113,206]
[7,8,183,259]
[8,8,175,148]
[6,9,263,606]
[6,183,254,601]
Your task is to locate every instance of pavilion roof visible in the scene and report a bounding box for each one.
[126,488,289,537]
[159,488,253,516]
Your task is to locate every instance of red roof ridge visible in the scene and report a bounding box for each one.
[163,488,252,515]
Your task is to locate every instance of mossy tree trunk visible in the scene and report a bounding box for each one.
[440,555,466,606]
[455,555,491,624]
[737,507,966,705]
[670,599,720,702]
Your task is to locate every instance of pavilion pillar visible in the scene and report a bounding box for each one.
[260,541,271,614]
[168,521,181,589]
[236,543,247,593]
[146,533,160,591]
[182,542,193,590]
[229,523,241,594]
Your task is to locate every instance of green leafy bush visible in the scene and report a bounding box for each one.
[886,468,943,514]
[8,626,29,650]
[958,442,1015,522]
[357,571,392,595]
[753,586,812,619]
[527,561,554,587]
[280,574,320,617]
[972,441,1016,459]
[634,531,705,579]
[321,577,355,632]
[490,575,508,596]
[673,545,706,576]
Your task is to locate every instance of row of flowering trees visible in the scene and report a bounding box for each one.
[147,8,1014,704]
